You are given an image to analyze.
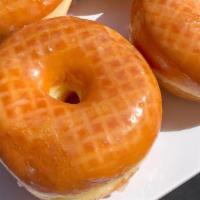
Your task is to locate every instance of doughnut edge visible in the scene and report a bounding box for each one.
[0,158,137,200]
[155,71,200,103]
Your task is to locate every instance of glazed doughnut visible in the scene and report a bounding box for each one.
[131,0,200,102]
[0,17,161,200]
[0,0,72,38]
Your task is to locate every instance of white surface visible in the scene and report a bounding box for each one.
[0,0,200,200]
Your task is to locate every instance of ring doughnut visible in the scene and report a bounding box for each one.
[131,0,200,102]
[0,16,162,200]
[0,0,72,38]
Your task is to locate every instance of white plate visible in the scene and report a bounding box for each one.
[1,0,200,199]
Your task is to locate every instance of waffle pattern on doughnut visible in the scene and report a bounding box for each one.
[132,0,200,85]
[0,0,62,37]
[0,17,161,193]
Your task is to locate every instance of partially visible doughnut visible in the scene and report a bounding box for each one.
[131,0,200,102]
[0,17,161,199]
[0,0,72,38]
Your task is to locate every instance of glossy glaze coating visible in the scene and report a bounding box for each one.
[131,0,200,101]
[0,0,63,38]
[0,17,161,195]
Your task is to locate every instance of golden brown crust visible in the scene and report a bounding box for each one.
[0,16,161,194]
[0,0,72,38]
[131,0,200,102]
[24,167,137,200]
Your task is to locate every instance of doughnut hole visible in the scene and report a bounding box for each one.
[32,49,94,104]
[49,84,81,104]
